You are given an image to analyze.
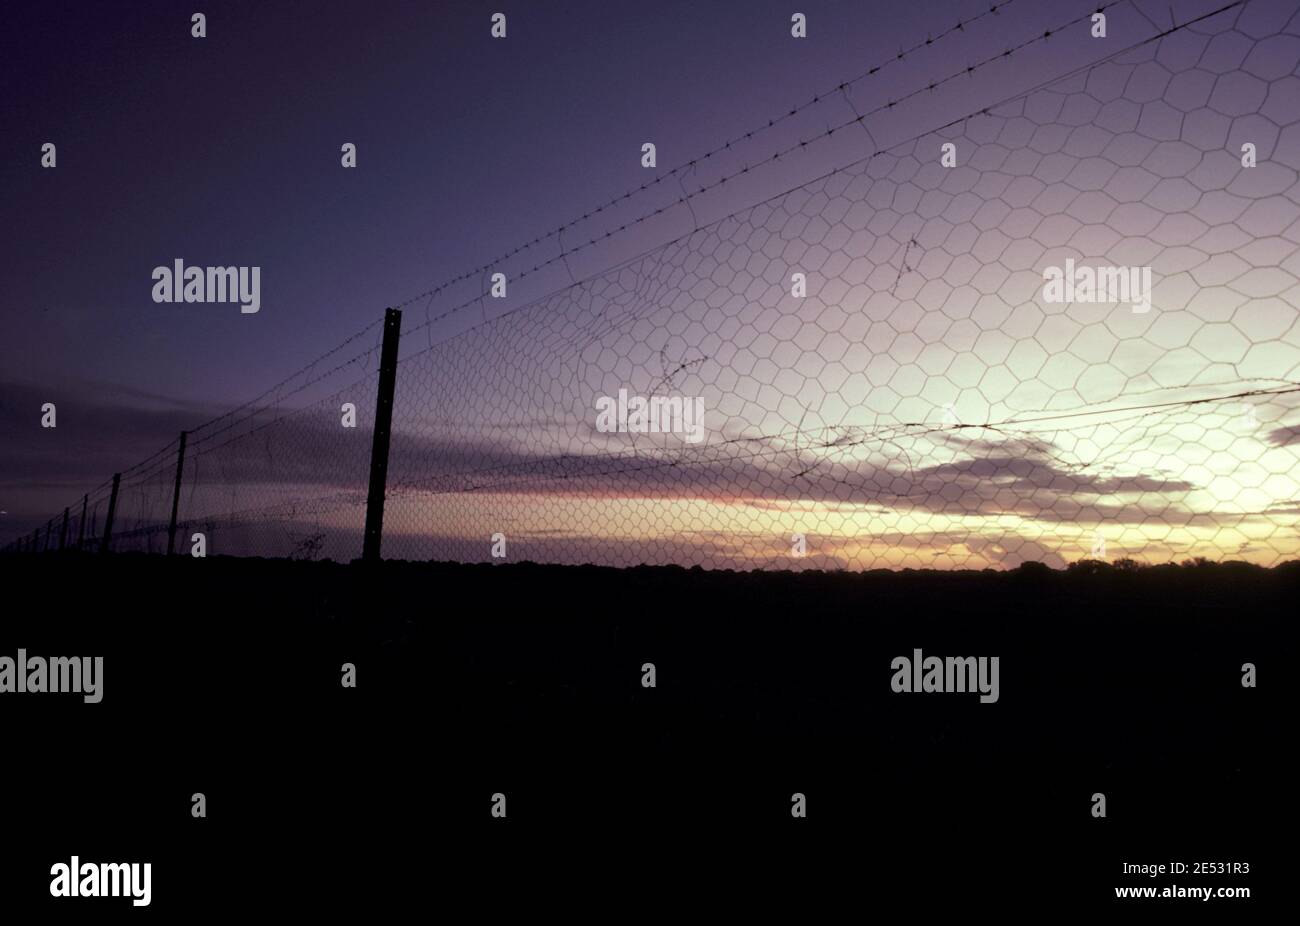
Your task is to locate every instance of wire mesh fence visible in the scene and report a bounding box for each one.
[7,0,1300,570]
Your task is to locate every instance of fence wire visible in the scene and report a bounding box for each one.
[8,0,1300,570]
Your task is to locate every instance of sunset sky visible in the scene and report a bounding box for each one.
[3,0,1299,568]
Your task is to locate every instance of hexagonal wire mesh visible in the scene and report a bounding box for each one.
[376,2,1300,569]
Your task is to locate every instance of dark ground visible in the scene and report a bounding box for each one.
[0,552,1291,915]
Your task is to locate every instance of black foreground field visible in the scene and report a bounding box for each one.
[0,553,1291,914]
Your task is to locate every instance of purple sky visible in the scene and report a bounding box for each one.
[4,0,1298,566]
[4,0,1176,397]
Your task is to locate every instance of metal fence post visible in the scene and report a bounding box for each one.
[60,507,69,550]
[362,308,402,562]
[167,431,188,555]
[100,473,121,555]
[77,493,88,550]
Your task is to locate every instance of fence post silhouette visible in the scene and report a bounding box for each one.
[167,431,188,555]
[60,507,69,550]
[43,520,52,552]
[100,473,121,555]
[362,307,402,562]
[77,493,87,550]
